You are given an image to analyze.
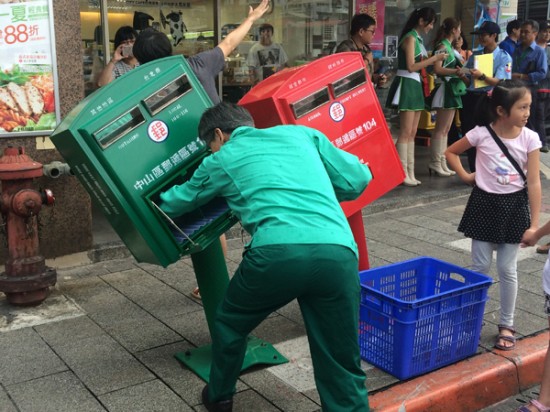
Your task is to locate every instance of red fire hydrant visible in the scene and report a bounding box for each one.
[0,146,56,306]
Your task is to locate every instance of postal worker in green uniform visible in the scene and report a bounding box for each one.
[159,102,373,412]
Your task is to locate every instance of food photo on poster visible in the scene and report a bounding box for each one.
[0,0,59,137]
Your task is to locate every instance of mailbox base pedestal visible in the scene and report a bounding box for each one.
[348,211,370,271]
[174,335,288,382]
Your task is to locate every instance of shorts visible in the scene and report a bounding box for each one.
[545,293,550,315]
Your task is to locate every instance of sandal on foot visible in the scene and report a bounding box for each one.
[536,242,550,254]
[516,399,550,412]
[495,325,516,351]
[190,287,201,300]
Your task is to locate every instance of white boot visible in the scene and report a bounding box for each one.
[428,138,451,177]
[407,142,421,185]
[396,143,418,186]
[440,135,456,175]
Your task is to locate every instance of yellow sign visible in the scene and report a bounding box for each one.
[474,53,493,88]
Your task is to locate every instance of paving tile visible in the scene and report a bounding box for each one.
[35,316,104,347]
[518,258,546,275]
[100,268,200,320]
[240,369,321,412]
[516,290,547,316]
[163,309,211,347]
[99,379,193,411]
[0,385,17,412]
[361,238,418,263]
[229,388,283,412]
[398,214,462,235]
[136,341,209,406]
[101,316,182,352]
[365,367,399,393]
[139,259,201,296]
[136,341,248,406]
[6,371,105,412]
[484,309,547,338]
[275,300,305,327]
[0,328,67,385]
[0,291,84,332]
[52,334,154,395]
[251,314,306,345]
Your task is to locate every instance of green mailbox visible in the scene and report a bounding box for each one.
[51,56,237,267]
[51,55,287,382]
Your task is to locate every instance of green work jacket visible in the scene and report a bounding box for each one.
[160,125,372,256]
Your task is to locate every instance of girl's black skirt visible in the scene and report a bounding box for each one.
[458,186,530,244]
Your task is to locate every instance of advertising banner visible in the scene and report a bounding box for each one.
[0,0,59,137]
[356,0,385,58]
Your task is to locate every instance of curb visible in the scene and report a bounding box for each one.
[369,332,548,412]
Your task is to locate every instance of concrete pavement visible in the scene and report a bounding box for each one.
[1,145,550,411]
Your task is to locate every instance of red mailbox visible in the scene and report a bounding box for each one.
[239,52,404,269]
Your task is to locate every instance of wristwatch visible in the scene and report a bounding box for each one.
[479,73,486,81]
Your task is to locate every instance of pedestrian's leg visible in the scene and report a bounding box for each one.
[494,243,519,350]
[298,245,369,412]
[495,243,519,328]
[471,239,494,275]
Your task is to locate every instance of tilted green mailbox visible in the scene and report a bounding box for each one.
[51,55,237,267]
[51,55,287,381]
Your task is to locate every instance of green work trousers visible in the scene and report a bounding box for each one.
[207,243,370,411]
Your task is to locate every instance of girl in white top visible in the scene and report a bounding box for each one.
[446,79,541,351]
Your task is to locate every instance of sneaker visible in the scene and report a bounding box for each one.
[540,145,549,153]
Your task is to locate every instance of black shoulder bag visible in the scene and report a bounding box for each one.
[486,125,527,186]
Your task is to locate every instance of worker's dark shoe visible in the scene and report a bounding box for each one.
[202,385,233,412]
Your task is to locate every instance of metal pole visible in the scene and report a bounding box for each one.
[100,0,111,64]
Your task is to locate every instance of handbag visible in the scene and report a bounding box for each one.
[447,77,467,96]
[486,125,527,186]
[441,40,466,96]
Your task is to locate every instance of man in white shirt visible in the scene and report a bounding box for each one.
[246,23,288,83]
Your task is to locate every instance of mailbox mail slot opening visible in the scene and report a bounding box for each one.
[148,158,233,250]
[290,87,331,119]
[331,69,368,98]
[92,106,145,149]
[144,75,193,116]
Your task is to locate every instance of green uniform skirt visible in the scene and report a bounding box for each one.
[386,75,425,111]
[431,81,464,110]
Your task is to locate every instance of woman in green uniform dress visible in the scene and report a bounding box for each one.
[386,7,446,186]
[429,17,468,177]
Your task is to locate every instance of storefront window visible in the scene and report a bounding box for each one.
[80,2,102,96]
[80,0,442,102]
[219,0,350,102]
[80,0,215,96]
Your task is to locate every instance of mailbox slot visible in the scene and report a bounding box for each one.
[92,107,145,149]
[332,69,367,98]
[290,87,331,119]
[144,74,193,116]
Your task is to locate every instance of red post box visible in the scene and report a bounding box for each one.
[239,52,404,269]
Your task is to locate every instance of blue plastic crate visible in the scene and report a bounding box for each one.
[358,257,492,380]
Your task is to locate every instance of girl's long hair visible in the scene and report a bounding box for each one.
[474,79,530,126]
[433,17,460,48]
[399,7,437,40]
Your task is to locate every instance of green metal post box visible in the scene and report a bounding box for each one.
[51,56,238,267]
